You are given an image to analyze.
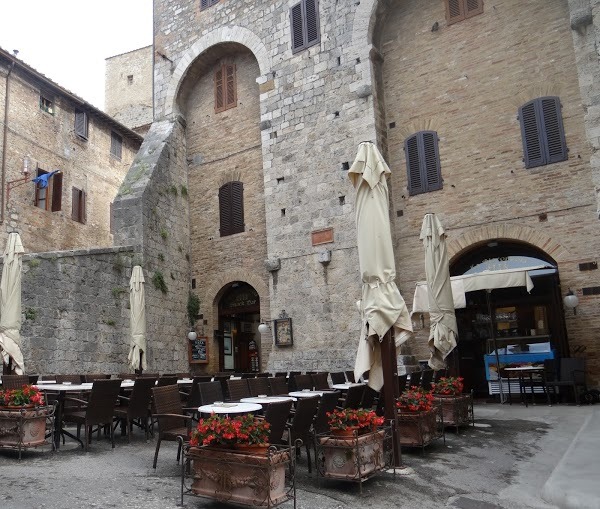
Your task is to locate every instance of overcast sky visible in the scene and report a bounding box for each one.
[0,1,153,110]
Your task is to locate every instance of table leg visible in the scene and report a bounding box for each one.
[519,373,528,408]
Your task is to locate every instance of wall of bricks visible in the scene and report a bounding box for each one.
[105,46,154,134]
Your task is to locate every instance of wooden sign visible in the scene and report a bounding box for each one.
[188,336,209,364]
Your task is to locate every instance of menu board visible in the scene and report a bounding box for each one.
[188,336,208,364]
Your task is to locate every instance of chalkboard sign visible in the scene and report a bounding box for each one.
[188,336,208,364]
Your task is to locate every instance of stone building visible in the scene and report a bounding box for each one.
[107,0,600,390]
[105,46,154,136]
[0,47,142,253]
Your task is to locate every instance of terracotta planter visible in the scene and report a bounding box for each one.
[234,443,271,455]
[331,426,359,438]
[189,446,290,507]
[319,429,385,480]
[0,405,49,448]
[397,407,438,447]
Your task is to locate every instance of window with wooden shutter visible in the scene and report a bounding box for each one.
[446,0,483,25]
[72,187,86,224]
[404,131,443,196]
[51,172,62,212]
[34,168,48,210]
[110,131,122,160]
[219,181,245,237]
[290,0,320,54]
[74,109,88,140]
[519,96,567,169]
[214,64,237,113]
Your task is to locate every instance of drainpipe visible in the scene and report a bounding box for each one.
[0,59,15,224]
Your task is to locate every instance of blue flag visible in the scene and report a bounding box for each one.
[32,170,59,189]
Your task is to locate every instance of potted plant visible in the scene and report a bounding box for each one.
[327,408,384,437]
[186,414,292,507]
[0,385,51,451]
[431,376,464,396]
[395,386,440,448]
[431,377,473,429]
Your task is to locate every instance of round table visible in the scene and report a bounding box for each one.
[288,390,326,398]
[331,383,365,390]
[240,396,297,404]
[198,402,262,414]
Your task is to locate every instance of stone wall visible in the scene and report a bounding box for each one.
[105,46,154,134]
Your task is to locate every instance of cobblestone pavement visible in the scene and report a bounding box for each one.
[0,403,594,509]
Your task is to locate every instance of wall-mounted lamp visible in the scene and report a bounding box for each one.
[258,321,271,334]
[563,289,579,315]
[187,329,198,341]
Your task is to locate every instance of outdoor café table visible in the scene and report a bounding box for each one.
[503,366,545,407]
[288,390,328,398]
[331,382,365,390]
[240,396,297,405]
[177,378,193,385]
[198,402,262,416]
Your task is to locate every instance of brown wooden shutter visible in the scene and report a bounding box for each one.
[446,0,465,25]
[540,97,568,164]
[51,172,62,212]
[405,134,424,195]
[219,183,232,236]
[225,64,236,109]
[305,0,320,47]
[72,187,80,221]
[81,190,86,224]
[75,110,88,139]
[110,202,114,234]
[215,67,224,112]
[230,181,244,234]
[464,0,484,19]
[519,100,544,168]
[422,132,442,192]
[290,2,305,53]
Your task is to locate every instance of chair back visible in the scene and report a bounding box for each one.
[264,400,293,444]
[289,396,319,441]
[198,381,224,405]
[1,374,30,389]
[275,372,288,378]
[241,373,255,379]
[345,370,356,383]
[293,374,313,391]
[397,374,408,394]
[226,379,251,401]
[560,358,586,383]
[269,377,289,396]
[28,374,39,384]
[420,370,434,390]
[56,374,84,384]
[193,375,213,383]
[408,370,422,388]
[256,373,270,378]
[343,384,365,409]
[288,371,301,377]
[248,377,271,397]
[543,359,558,382]
[313,391,341,435]
[311,373,330,390]
[330,372,346,384]
[84,373,111,382]
[152,384,187,432]
[433,369,448,384]
[125,377,157,418]
[185,378,203,408]
[176,372,191,379]
[86,379,122,423]
[156,376,177,387]
[360,387,378,410]
[213,375,231,396]
[139,372,160,378]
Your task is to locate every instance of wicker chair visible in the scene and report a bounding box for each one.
[312,391,341,436]
[345,370,356,383]
[156,376,178,387]
[198,381,224,405]
[113,377,156,442]
[256,373,271,378]
[360,386,378,410]
[63,379,122,451]
[342,384,365,410]
[268,377,289,396]
[56,374,84,384]
[330,372,346,384]
[292,374,313,391]
[248,377,271,397]
[226,379,251,401]
[408,370,422,389]
[1,374,30,389]
[285,396,319,473]
[151,385,193,468]
[311,373,330,390]
[420,370,434,391]
[84,374,111,382]
[263,400,293,445]
[275,372,288,378]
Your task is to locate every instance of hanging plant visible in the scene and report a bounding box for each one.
[152,271,168,294]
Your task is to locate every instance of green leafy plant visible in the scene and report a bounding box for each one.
[28,259,41,268]
[160,228,168,240]
[25,308,37,321]
[103,319,116,327]
[152,271,168,294]
[111,287,128,298]
[180,185,188,198]
[169,185,178,196]
[187,293,200,327]
[158,253,164,262]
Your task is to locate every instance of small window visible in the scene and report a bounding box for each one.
[127,75,134,84]
[446,0,484,25]
[518,97,568,169]
[74,109,89,140]
[219,181,244,237]
[40,96,54,115]
[404,131,443,196]
[72,187,86,224]
[110,131,123,160]
[214,64,237,113]
[200,0,219,10]
[34,168,62,212]
[290,0,320,54]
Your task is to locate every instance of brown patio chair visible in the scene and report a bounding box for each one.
[1,374,30,389]
[113,377,156,442]
[433,369,448,384]
[285,396,319,473]
[330,372,346,384]
[398,374,408,394]
[28,374,39,384]
[241,373,255,379]
[275,371,288,378]
[312,391,341,436]
[193,375,213,383]
[213,375,231,397]
[311,373,330,390]
[63,379,122,451]
[342,384,365,410]
[360,386,378,410]
[156,376,178,387]
[248,377,271,397]
[345,370,356,383]
[408,370,422,388]
[256,372,271,378]
[263,399,293,445]
[139,372,160,378]
[226,379,251,401]
[56,374,85,384]
[292,374,313,391]
[420,370,434,391]
[84,373,111,382]
[181,378,203,420]
[198,381,224,405]
[268,377,289,396]
[176,372,191,379]
[151,385,193,469]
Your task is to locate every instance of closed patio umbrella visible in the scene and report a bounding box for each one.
[0,232,25,374]
[420,213,457,371]
[128,265,147,371]
[350,142,413,392]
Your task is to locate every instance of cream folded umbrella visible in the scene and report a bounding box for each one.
[420,213,458,370]
[350,142,413,391]
[128,265,147,371]
[0,232,25,374]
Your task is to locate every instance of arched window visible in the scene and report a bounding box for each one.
[219,181,244,237]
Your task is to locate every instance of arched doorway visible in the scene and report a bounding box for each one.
[450,241,569,397]
[217,281,261,373]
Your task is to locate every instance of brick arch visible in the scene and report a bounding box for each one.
[165,26,272,117]
[446,224,570,265]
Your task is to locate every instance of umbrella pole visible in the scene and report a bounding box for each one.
[381,329,402,467]
[139,351,144,375]
[485,290,504,402]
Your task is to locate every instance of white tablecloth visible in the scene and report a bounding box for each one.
[198,402,262,414]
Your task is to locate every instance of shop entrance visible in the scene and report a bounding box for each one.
[217,282,261,373]
[449,242,569,397]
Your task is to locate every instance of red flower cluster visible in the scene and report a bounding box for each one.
[190,413,270,447]
[0,385,45,407]
[327,408,384,431]
[396,386,434,413]
[431,377,464,396]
